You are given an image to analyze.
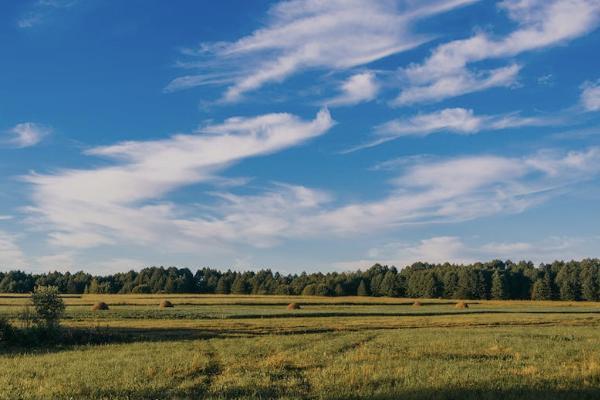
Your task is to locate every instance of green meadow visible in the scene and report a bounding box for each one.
[1,294,599,399]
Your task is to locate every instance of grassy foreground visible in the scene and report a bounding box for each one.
[1,294,599,399]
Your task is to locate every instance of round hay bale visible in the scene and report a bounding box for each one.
[91,302,109,311]
[159,300,174,308]
[412,301,422,307]
[455,301,469,309]
[287,303,301,310]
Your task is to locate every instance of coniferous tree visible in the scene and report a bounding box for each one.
[231,276,248,295]
[556,263,581,301]
[422,272,441,298]
[88,278,100,294]
[531,277,551,300]
[215,276,230,294]
[581,260,600,301]
[491,270,508,300]
[334,283,346,296]
[357,280,369,296]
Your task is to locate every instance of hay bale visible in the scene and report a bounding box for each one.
[412,301,422,307]
[91,302,109,311]
[455,301,469,309]
[159,300,174,308]
[287,303,301,310]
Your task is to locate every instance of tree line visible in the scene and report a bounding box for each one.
[0,259,599,301]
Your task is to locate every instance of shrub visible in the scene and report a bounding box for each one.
[455,301,469,309]
[412,301,422,307]
[0,317,14,342]
[91,302,110,311]
[32,286,65,329]
[18,304,34,329]
[159,300,174,308]
[287,303,301,310]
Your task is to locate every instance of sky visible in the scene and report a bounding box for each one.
[1,0,600,274]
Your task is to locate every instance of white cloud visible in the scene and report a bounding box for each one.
[165,0,478,101]
[325,72,379,106]
[333,235,600,269]
[0,231,26,268]
[17,0,77,29]
[394,0,600,105]
[21,137,600,262]
[32,252,76,272]
[4,122,51,148]
[347,107,552,151]
[173,147,600,245]
[581,80,600,111]
[24,109,334,250]
[395,64,521,106]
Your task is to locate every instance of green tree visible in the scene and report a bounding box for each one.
[231,276,248,294]
[531,278,551,300]
[89,278,103,294]
[357,280,369,296]
[581,261,600,301]
[165,277,176,293]
[132,284,152,294]
[491,270,508,300]
[31,286,65,329]
[556,263,581,301]
[422,272,442,298]
[215,276,230,294]
[334,283,346,296]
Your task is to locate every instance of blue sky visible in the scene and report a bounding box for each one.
[1,0,600,273]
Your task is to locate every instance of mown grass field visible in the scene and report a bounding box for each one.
[1,294,599,399]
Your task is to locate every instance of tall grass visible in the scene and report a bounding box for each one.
[0,294,599,399]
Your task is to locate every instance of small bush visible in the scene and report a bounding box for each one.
[18,304,34,329]
[412,301,422,307]
[159,300,174,308]
[0,317,14,342]
[91,302,110,311]
[455,301,469,309]
[32,286,65,329]
[287,303,301,310]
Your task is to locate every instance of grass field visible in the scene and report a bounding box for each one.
[1,294,600,399]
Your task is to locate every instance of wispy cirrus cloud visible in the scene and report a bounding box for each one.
[581,79,600,112]
[21,121,600,261]
[3,122,51,148]
[333,235,600,270]
[0,230,26,267]
[164,0,479,102]
[24,109,334,250]
[344,107,553,152]
[393,0,600,105]
[164,147,600,246]
[17,0,78,29]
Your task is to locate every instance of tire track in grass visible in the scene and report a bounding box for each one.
[173,341,223,397]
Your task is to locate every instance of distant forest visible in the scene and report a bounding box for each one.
[1,259,599,301]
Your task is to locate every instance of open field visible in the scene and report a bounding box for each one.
[1,294,600,399]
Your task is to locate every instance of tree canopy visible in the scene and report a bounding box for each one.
[0,259,599,301]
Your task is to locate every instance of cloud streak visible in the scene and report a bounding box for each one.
[0,231,26,267]
[17,0,78,29]
[345,107,553,151]
[3,122,51,148]
[581,80,600,111]
[333,235,600,269]
[24,109,334,250]
[165,0,478,101]
[394,0,600,105]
